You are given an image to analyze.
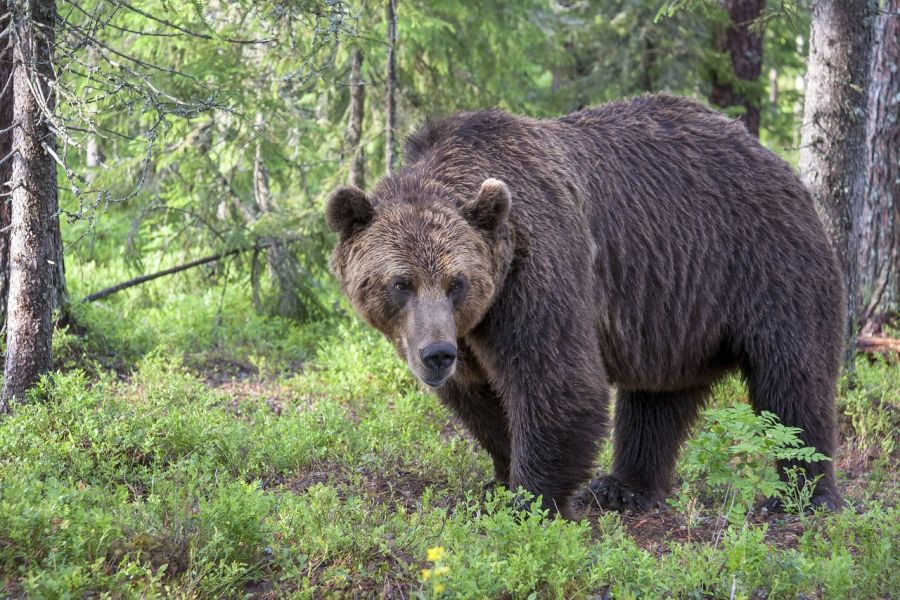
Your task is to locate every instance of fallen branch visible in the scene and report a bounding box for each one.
[856,335,900,355]
[81,247,247,303]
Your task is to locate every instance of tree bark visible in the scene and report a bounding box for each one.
[0,14,12,333]
[252,111,308,318]
[385,0,397,174]
[347,46,365,189]
[2,0,67,409]
[640,33,656,93]
[710,0,765,137]
[799,0,877,371]
[859,0,899,332]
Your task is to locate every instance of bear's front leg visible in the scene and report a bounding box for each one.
[435,375,511,486]
[474,326,610,520]
[505,378,609,519]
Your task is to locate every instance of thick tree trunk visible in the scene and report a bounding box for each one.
[799,0,877,371]
[347,46,365,189]
[859,0,900,332]
[385,0,397,174]
[1,15,12,332]
[2,0,66,409]
[710,0,765,137]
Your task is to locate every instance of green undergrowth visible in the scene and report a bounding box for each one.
[1,279,898,597]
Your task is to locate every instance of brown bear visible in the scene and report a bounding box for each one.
[326,94,844,519]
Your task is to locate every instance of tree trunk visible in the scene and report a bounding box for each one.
[799,0,877,371]
[84,46,101,180]
[710,0,765,137]
[252,111,307,318]
[1,14,12,333]
[858,0,899,332]
[640,33,656,93]
[385,0,397,174]
[2,0,67,409]
[347,46,365,189]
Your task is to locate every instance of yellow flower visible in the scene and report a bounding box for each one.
[434,565,450,576]
[420,568,431,581]
[426,546,446,562]
[434,583,446,594]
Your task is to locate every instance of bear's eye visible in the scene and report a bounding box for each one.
[388,277,414,301]
[448,276,467,304]
[388,278,414,307]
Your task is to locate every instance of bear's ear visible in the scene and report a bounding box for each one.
[461,178,511,231]
[326,186,374,240]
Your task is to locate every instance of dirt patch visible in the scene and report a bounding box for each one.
[835,444,899,507]
[356,463,440,511]
[217,379,295,417]
[277,460,456,514]
[582,457,894,555]
[278,463,337,494]
[187,353,259,386]
[583,504,813,554]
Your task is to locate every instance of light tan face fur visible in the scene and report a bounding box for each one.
[331,202,497,387]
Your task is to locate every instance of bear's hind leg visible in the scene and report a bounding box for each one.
[745,358,842,510]
[577,387,707,512]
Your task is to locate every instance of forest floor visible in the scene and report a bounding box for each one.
[0,254,897,598]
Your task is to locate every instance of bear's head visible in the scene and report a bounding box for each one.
[326,178,512,388]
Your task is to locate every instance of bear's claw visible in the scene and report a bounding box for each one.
[573,475,660,512]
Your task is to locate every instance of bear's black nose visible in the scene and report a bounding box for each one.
[420,342,457,372]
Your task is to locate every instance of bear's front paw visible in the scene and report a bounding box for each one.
[573,475,660,512]
[480,477,507,496]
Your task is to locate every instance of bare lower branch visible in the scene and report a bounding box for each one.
[61,0,178,37]
[103,0,273,44]
[0,149,18,170]
[58,18,206,84]
[0,121,18,136]
[81,248,247,303]
[41,141,87,183]
[0,64,14,100]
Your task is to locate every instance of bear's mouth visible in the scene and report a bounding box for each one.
[420,374,450,388]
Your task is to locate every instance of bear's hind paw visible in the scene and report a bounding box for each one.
[573,475,660,513]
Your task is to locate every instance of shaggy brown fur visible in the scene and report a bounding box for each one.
[327,94,844,518]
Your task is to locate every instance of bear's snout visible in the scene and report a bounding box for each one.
[420,342,456,371]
